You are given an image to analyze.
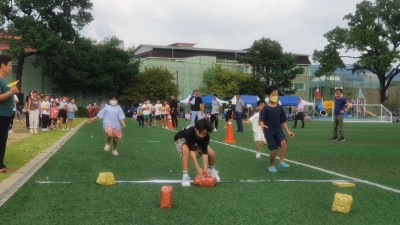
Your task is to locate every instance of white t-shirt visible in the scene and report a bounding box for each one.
[142,103,151,115]
[41,101,51,115]
[154,103,162,116]
[248,112,262,133]
[13,95,19,112]
[297,102,304,113]
[211,99,222,115]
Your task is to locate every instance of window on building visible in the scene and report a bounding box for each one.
[293,82,306,90]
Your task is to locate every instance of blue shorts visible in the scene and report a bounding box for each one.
[67,112,75,120]
[264,129,287,151]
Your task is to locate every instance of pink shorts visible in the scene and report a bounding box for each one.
[104,126,122,138]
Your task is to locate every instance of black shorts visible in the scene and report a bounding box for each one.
[155,115,161,120]
[58,109,67,119]
[225,111,233,121]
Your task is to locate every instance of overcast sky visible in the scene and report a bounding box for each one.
[80,0,364,60]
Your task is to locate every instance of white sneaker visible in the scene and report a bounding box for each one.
[208,168,221,181]
[30,129,33,133]
[34,129,38,133]
[256,152,261,158]
[112,150,119,156]
[8,130,14,134]
[213,128,217,132]
[104,144,110,151]
[181,176,191,187]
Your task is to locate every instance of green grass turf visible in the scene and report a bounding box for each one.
[0,119,399,225]
[0,118,85,182]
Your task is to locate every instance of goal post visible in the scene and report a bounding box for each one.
[334,104,393,123]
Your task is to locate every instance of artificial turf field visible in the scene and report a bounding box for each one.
[0,118,399,225]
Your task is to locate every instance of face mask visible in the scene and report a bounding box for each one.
[109,100,118,106]
[270,96,279,103]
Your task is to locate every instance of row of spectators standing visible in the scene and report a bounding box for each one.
[128,95,180,128]
[22,91,78,132]
[86,103,100,118]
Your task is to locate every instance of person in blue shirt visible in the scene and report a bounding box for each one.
[87,96,126,156]
[259,86,294,173]
[330,88,348,142]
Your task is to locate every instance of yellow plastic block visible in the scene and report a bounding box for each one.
[96,172,116,185]
[332,181,356,188]
[331,193,353,214]
[7,80,19,88]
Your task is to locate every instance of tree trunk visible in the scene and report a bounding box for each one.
[16,52,25,91]
[379,79,386,104]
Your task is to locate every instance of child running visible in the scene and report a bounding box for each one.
[87,96,126,156]
[243,100,267,159]
[259,86,294,173]
[174,118,220,186]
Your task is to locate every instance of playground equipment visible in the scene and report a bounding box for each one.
[313,88,328,117]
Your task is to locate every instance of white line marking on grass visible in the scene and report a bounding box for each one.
[35,181,72,184]
[34,179,360,185]
[210,140,400,194]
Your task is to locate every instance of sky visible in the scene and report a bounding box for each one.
[80,0,364,60]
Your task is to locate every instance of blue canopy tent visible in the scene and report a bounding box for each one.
[279,96,299,106]
[229,95,260,106]
[201,95,227,104]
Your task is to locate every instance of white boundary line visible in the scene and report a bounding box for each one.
[34,179,362,185]
[210,140,400,194]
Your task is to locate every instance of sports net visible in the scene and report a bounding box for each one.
[339,104,392,123]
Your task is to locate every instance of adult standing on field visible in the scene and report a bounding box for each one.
[189,90,204,126]
[169,95,179,128]
[210,94,222,131]
[330,88,348,142]
[293,98,305,128]
[0,55,20,173]
[235,93,245,133]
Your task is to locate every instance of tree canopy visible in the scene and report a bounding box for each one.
[239,37,304,95]
[312,0,400,104]
[122,66,179,102]
[40,36,139,95]
[200,64,261,99]
[0,0,93,90]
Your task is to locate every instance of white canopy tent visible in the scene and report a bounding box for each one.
[300,98,314,106]
[180,94,192,104]
[180,94,228,104]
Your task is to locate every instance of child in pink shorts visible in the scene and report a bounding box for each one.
[87,96,126,156]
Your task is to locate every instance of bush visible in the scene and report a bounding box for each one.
[75,106,88,118]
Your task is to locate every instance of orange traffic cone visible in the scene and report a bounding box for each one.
[167,115,174,129]
[224,119,236,143]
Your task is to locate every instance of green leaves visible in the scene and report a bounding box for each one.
[121,66,179,102]
[313,0,400,103]
[239,37,303,94]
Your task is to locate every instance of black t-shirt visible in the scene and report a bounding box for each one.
[259,104,287,131]
[189,96,203,111]
[174,126,209,154]
[169,99,179,114]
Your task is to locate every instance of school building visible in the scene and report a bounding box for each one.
[133,43,312,100]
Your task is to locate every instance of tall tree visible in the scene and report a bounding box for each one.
[41,36,139,95]
[122,66,179,102]
[239,37,304,94]
[0,0,93,91]
[313,0,400,104]
[200,64,257,100]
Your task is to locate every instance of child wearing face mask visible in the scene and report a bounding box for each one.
[87,96,126,156]
[259,86,295,173]
[67,98,78,130]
